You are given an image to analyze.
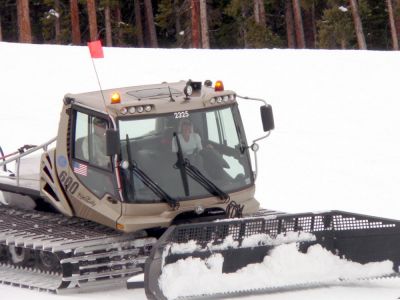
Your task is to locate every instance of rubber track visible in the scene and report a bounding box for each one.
[0,206,155,292]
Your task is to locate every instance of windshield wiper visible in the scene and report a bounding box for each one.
[125,135,179,209]
[173,132,190,196]
[173,132,229,202]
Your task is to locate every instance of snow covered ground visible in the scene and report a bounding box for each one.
[1,42,400,299]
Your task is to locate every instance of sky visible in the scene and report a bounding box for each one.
[1,42,400,299]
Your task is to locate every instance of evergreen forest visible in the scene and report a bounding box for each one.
[1,0,400,50]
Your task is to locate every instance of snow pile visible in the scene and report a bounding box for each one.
[158,243,393,300]
[170,240,201,254]
[242,231,316,247]
[207,235,239,251]
[169,231,316,254]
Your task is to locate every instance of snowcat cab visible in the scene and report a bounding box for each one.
[43,80,274,233]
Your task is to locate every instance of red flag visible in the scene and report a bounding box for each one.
[88,40,104,59]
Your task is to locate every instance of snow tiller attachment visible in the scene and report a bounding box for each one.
[144,210,400,300]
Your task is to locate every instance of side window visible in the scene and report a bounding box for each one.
[219,108,239,148]
[206,112,220,143]
[74,112,89,161]
[73,111,110,170]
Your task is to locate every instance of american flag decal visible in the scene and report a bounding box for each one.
[73,161,88,176]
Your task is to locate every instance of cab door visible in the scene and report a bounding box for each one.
[68,108,122,229]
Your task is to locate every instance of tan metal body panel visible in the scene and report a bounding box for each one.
[39,149,74,216]
[118,186,259,233]
[52,103,122,228]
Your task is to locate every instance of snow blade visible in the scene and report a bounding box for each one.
[144,210,400,300]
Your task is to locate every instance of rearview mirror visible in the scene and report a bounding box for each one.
[260,105,275,132]
[106,129,120,156]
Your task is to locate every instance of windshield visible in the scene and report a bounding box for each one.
[118,105,253,203]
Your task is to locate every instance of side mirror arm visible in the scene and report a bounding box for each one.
[236,95,274,180]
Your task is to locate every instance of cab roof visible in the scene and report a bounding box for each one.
[65,81,199,112]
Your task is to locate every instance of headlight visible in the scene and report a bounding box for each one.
[137,106,144,113]
[128,106,136,114]
[217,97,223,103]
[120,107,128,115]
[210,98,216,104]
[145,105,152,112]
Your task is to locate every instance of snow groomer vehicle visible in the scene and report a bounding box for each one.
[1,80,400,299]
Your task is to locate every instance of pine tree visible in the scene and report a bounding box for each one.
[70,0,81,45]
[113,1,123,46]
[318,5,355,49]
[16,0,32,43]
[200,0,210,48]
[87,0,98,41]
[103,0,113,46]
[191,0,200,48]
[0,15,3,41]
[292,0,305,48]
[387,0,399,49]
[285,0,296,48]
[144,0,158,47]
[349,0,367,49]
[134,0,145,47]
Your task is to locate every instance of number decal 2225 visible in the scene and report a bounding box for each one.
[174,111,190,119]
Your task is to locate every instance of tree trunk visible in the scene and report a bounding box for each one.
[191,0,200,48]
[303,5,316,48]
[87,0,98,41]
[285,0,296,48]
[54,0,61,44]
[340,38,347,49]
[254,0,260,23]
[104,2,112,46]
[0,16,2,42]
[134,0,144,47]
[144,0,158,47]
[241,1,249,48]
[16,0,32,43]
[349,0,367,49]
[387,0,399,50]
[114,2,123,46]
[174,0,183,47]
[258,0,266,26]
[292,0,305,48]
[254,0,266,25]
[199,0,209,48]
[70,0,81,45]
[394,0,400,43]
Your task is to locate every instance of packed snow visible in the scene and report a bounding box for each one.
[159,243,394,299]
[1,42,400,299]
[169,231,317,254]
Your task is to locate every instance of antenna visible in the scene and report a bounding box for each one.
[87,40,108,112]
